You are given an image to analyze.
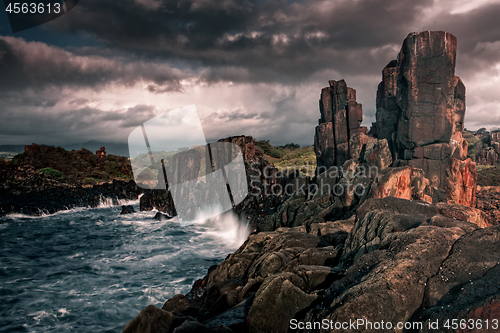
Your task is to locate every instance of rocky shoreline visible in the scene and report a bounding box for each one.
[0,160,143,217]
[122,31,500,333]
[123,197,499,333]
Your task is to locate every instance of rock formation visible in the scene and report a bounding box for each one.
[0,160,142,216]
[123,196,497,333]
[140,135,304,225]
[314,31,477,207]
[477,145,500,165]
[380,31,475,207]
[95,147,106,158]
[123,31,500,333]
[492,132,500,144]
[314,80,367,171]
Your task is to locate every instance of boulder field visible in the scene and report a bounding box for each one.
[123,197,499,333]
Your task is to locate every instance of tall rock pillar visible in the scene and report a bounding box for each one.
[314,80,367,174]
[375,31,476,207]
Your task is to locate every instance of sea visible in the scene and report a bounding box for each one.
[0,197,250,332]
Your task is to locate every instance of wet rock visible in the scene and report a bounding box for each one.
[154,212,173,221]
[202,294,254,329]
[140,190,176,217]
[121,205,135,214]
[172,320,211,333]
[163,294,200,317]
[247,272,317,333]
[303,226,466,332]
[122,305,182,333]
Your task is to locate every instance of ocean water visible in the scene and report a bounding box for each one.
[0,199,250,332]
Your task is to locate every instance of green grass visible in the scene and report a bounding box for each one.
[262,145,317,177]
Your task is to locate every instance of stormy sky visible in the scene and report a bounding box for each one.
[1,0,500,148]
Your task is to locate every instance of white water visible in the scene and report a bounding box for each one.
[0,201,249,332]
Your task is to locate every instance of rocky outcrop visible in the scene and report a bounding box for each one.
[18,143,133,182]
[140,135,305,229]
[124,31,498,333]
[0,160,142,216]
[314,80,367,172]
[120,205,135,214]
[313,31,477,208]
[124,196,500,333]
[476,186,500,224]
[493,132,500,144]
[375,31,476,207]
[476,143,500,165]
[95,146,106,158]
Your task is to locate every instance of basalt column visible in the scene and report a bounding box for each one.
[375,31,476,207]
[314,80,366,174]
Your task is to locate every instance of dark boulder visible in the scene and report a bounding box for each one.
[154,212,173,221]
[121,205,135,214]
[122,305,182,333]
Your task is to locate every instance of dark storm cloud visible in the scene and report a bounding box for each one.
[0,36,190,91]
[2,0,500,147]
[49,0,434,82]
[420,2,500,75]
[0,94,159,144]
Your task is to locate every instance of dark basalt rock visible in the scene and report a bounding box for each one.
[313,31,477,208]
[476,186,500,224]
[314,80,367,172]
[0,160,143,217]
[121,205,135,214]
[124,196,499,333]
[154,212,173,221]
[375,31,476,207]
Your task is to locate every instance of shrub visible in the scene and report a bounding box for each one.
[39,167,65,181]
[268,147,285,158]
[255,140,274,155]
[281,143,300,149]
[10,154,22,164]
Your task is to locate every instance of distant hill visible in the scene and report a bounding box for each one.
[0,141,130,157]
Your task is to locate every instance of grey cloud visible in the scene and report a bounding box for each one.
[69,98,90,105]
[0,89,159,144]
[46,0,434,83]
[0,36,190,92]
[205,109,261,121]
